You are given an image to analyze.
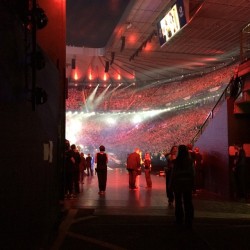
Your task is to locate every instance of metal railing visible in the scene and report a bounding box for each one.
[191,82,232,144]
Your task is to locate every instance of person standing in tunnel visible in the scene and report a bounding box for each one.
[171,144,195,229]
[95,145,108,195]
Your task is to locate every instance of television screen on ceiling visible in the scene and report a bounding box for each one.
[157,0,187,47]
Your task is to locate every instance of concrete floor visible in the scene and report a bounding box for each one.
[51,168,250,249]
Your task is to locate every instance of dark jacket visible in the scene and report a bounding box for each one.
[144,159,151,169]
[96,153,107,170]
[66,149,81,172]
[127,152,140,170]
[86,156,92,168]
[171,158,194,192]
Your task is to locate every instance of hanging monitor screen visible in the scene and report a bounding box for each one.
[157,0,188,47]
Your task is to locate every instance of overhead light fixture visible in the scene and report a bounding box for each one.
[110,52,115,65]
[105,61,109,72]
[120,36,125,52]
[71,58,76,69]
[129,30,157,61]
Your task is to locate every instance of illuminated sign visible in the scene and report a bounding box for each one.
[157,0,187,47]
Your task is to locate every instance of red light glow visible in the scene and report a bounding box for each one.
[128,34,137,44]
[144,43,152,51]
[103,73,107,81]
[73,71,79,81]
[204,57,218,61]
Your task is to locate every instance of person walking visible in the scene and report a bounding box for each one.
[143,152,152,188]
[127,148,141,190]
[171,144,195,229]
[95,145,108,195]
[86,153,93,176]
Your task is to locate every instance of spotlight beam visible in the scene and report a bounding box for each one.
[107,83,123,95]
[86,84,99,111]
[93,84,111,109]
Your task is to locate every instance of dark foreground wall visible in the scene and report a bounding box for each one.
[194,101,230,197]
[0,1,65,248]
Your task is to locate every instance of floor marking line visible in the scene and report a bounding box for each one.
[50,209,78,250]
[67,231,127,250]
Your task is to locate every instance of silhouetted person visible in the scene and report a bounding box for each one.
[171,145,195,228]
[79,152,86,183]
[127,148,141,190]
[86,153,93,176]
[143,152,152,188]
[65,144,81,198]
[64,140,73,198]
[165,145,178,206]
[95,145,108,195]
[233,145,247,201]
[70,144,81,197]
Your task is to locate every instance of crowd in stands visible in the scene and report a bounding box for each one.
[66,63,237,112]
[66,102,214,166]
[65,63,238,166]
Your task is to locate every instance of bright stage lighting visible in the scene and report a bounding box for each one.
[132,115,142,124]
[145,109,165,117]
[83,112,96,117]
[69,119,81,131]
[106,117,116,125]
[66,111,72,117]
[66,118,82,144]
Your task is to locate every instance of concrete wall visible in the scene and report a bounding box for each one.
[195,96,250,198]
[194,101,230,197]
[227,98,250,196]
